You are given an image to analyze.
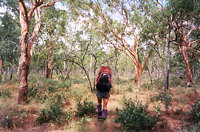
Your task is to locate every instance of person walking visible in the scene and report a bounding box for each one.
[95,66,113,119]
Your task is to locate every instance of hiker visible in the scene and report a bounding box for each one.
[95,66,113,119]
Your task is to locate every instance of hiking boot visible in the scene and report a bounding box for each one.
[97,105,102,119]
[102,110,107,119]
[98,112,102,119]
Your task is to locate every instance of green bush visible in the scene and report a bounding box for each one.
[142,82,152,90]
[150,91,173,110]
[0,89,11,98]
[36,102,72,125]
[49,92,68,105]
[36,93,71,125]
[76,99,96,117]
[170,76,185,87]
[115,99,163,131]
[153,79,164,89]
[190,100,200,123]
[0,115,13,130]
[58,79,72,89]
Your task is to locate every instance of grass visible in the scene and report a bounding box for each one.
[0,73,200,131]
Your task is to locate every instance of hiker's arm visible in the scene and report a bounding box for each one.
[110,81,114,87]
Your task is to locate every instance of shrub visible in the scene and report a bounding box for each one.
[190,100,200,123]
[0,115,13,130]
[49,92,69,105]
[115,99,163,131]
[170,76,185,87]
[76,99,96,117]
[36,102,71,125]
[142,82,152,90]
[36,94,71,125]
[0,89,11,98]
[150,91,173,110]
[59,79,72,89]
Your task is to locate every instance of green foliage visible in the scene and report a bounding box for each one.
[190,101,200,123]
[112,78,136,94]
[142,82,152,90]
[115,99,163,131]
[0,89,11,98]
[150,91,173,110]
[76,99,96,117]
[36,95,72,125]
[170,76,185,87]
[0,115,13,130]
[37,103,63,125]
[153,79,164,89]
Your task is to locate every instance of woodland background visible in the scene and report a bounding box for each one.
[0,0,200,131]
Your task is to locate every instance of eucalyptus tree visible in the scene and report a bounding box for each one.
[17,0,62,104]
[61,26,111,91]
[167,0,200,86]
[66,0,166,86]
[38,6,66,79]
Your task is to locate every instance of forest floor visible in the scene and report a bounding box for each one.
[0,76,200,132]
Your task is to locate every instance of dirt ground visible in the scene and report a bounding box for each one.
[0,83,200,132]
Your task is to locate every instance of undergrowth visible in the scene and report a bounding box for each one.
[36,94,72,125]
[0,89,11,98]
[76,99,96,117]
[150,91,173,111]
[115,98,163,131]
[190,100,200,123]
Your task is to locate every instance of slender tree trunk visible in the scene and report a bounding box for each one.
[82,66,93,91]
[63,60,66,77]
[18,44,29,104]
[45,39,53,78]
[18,0,30,104]
[0,59,2,83]
[147,61,153,89]
[181,46,192,86]
[164,41,167,89]
[164,30,171,90]
[90,54,93,76]
[0,59,2,75]
[37,67,40,89]
[92,53,97,90]
[114,50,119,79]
[165,41,170,90]
[134,67,142,86]
[185,63,192,86]
[4,68,8,82]
[9,65,14,81]
[72,63,76,76]
[66,63,71,79]
[18,0,59,104]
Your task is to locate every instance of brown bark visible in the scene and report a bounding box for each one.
[181,45,192,86]
[134,67,142,86]
[18,0,61,104]
[172,19,199,86]
[45,39,53,78]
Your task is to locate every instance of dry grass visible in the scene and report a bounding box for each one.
[0,76,200,131]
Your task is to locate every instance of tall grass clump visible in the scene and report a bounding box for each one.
[115,99,163,131]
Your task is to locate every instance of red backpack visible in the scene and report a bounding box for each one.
[96,66,112,92]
